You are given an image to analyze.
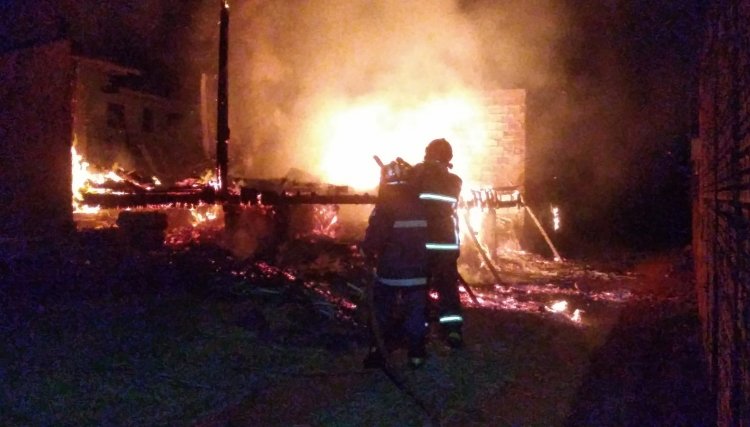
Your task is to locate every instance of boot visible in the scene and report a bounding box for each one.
[362,347,385,369]
[407,341,427,369]
[446,331,463,349]
[443,324,463,349]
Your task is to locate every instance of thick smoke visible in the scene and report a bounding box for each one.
[222,0,494,179]
[2,0,702,250]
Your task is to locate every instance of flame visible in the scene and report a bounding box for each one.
[547,300,568,313]
[466,205,484,233]
[72,145,124,213]
[190,204,221,226]
[197,169,221,191]
[551,205,561,231]
[308,92,489,190]
[312,205,339,238]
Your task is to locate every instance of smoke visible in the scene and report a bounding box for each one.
[221,0,495,179]
[2,0,702,249]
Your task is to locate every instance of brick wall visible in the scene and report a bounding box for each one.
[459,89,526,255]
[694,1,750,425]
[469,89,526,189]
[0,40,75,238]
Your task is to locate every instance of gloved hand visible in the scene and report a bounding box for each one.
[357,246,377,270]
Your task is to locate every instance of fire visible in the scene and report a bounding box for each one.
[543,299,583,323]
[190,204,221,226]
[71,145,124,213]
[308,92,489,190]
[551,205,561,231]
[547,300,568,313]
[197,169,221,191]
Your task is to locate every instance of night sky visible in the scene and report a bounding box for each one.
[0,0,708,254]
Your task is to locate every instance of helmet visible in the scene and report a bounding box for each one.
[424,138,453,164]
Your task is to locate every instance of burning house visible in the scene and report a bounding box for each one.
[72,56,200,182]
[0,2,541,268]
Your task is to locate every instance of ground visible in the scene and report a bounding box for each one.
[0,229,713,426]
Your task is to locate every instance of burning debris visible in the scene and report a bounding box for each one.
[70,144,635,329]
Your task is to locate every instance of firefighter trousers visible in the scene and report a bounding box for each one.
[372,283,428,357]
[428,251,463,333]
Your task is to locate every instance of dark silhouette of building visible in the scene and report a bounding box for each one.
[693,1,750,424]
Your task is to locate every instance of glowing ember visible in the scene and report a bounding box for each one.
[571,309,582,323]
[197,169,221,191]
[312,205,340,238]
[547,300,568,313]
[190,204,221,226]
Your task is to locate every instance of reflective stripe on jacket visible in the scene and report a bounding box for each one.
[361,181,429,286]
[409,161,462,251]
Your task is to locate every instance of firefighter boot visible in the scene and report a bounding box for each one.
[439,313,464,349]
[362,347,385,369]
[444,324,463,349]
[447,331,463,349]
[407,340,427,369]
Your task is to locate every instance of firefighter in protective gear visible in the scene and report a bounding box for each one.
[409,138,464,348]
[360,159,430,369]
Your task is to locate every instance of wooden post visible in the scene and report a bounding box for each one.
[216,0,230,199]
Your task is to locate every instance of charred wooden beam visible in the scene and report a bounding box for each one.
[216,0,230,198]
[240,188,377,205]
[80,188,217,209]
[460,186,523,210]
[80,186,523,209]
[80,187,377,208]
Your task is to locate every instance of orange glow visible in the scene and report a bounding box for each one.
[190,204,221,226]
[547,300,568,313]
[197,169,221,191]
[71,145,123,213]
[308,92,489,190]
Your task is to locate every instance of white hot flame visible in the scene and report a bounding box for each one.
[551,205,561,231]
[548,300,568,313]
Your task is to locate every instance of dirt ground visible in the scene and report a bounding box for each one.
[195,249,714,427]
[0,231,713,426]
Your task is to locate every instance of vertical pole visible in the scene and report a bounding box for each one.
[216,0,230,199]
[521,196,563,262]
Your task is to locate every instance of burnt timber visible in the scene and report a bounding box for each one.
[80,185,521,209]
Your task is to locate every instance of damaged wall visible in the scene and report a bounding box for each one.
[0,40,75,238]
[474,89,525,189]
[694,1,750,425]
[73,58,201,181]
[474,88,526,251]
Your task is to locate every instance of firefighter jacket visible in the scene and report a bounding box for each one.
[408,161,463,252]
[361,181,429,286]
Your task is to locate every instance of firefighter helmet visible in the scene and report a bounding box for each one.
[425,138,453,164]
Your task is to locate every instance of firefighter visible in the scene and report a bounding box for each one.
[360,158,430,369]
[409,138,464,349]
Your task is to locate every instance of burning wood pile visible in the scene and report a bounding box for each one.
[69,143,642,329]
